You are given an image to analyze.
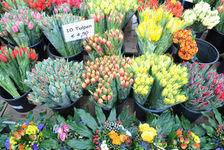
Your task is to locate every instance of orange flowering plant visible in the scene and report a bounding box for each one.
[173,29,198,61]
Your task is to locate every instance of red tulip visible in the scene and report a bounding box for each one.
[181,143,187,149]
[31,52,37,60]
[0,54,8,62]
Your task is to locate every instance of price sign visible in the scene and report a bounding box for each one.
[62,19,94,42]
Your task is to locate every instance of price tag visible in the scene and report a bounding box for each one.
[62,19,95,42]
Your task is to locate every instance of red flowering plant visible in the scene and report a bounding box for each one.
[27,0,53,13]
[0,46,37,98]
[182,62,224,111]
[173,29,198,61]
[83,29,124,60]
[81,56,133,109]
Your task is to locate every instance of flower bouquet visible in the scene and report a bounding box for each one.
[24,58,83,108]
[136,7,188,55]
[81,56,133,110]
[83,29,124,60]
[0,9,43,47]
[27,0,53,13]
[38,13,83,57]
[134,123,167,149]
[173,29,198,61]
[182,1,220,31]
[0,0,29,12]
[0,46,37,98]
[201,108,224,149]
[5,122,44,150]
[132,53,188,110]
[168,128,200,149]
[216,2,224,33]
[182,62,224,111]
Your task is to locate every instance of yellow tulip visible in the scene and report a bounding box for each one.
[160,79,167,87]
[138,24,145,37]
[162,88,168,97]
[164,98,170,104]
[155,26,163,41]
[156,8,163,22]
[166,18,174,29]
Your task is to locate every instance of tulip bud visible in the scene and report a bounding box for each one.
[102,38,106,44]
[102,95,107,101]
[96,45,101,51]
[125,81,129,88]
[106,41,112,48]
[98,89,103,94]
[91,78,96,84]
[98,98,103,104]
[86,45,92,51]
[81,83,87,88]
[0,54,8,62]
[180,136,184,143]
[107,95,112,101]
[185,138,189,144]
[82,73,87,79]
[85,78,90,85]
[93,92,98,100]
[120,80,125,86]
[30,52,37,60]
[180,143,187,149]
[92,42,97,48]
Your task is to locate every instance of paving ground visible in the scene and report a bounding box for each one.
[0,15,222,124]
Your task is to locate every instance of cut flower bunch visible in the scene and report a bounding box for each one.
[25,58,83,108]
[38,13,83,57]
[0,9,43,46]
[0,46,37,98]
[132,52,188,110]
[81,56,133,109]
[183,62,224,111]
[137,7,188,54]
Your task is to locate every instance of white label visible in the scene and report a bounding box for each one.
[184,0,193,3]
[10,105,23,110]
[62,19,95,42]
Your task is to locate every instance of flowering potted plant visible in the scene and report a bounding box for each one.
[132,53,188,115]
[0,9,43,47]
[200,108,224,149]
[178,62,224,122]
[5,122,44,150]
[24,58,83,117]
[136,7,188,55]
[81,56,133,113]
[83,29,124,60]
[0,46,37,112]
[182,1,220,38]
[38,13,84,61]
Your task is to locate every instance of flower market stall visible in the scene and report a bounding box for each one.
[0,0,224,149]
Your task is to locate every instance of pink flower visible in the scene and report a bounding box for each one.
[12,25,19,33]
[54,8,58,14]
[60,132,68,141]
[28,22,34,30]
[56,127,63,134]
[63,124,69,132]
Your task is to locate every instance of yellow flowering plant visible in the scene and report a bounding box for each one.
[136,7,190,54]
[132,52,188,110]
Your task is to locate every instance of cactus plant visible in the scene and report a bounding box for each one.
[25,58,83,108]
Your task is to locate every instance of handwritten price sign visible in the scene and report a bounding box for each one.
[62,19,94,42]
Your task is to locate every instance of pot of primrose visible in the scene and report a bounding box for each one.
[132,52,188,121]
[81,55,133,117]
[176,62,224,122]
[0,9,47,61]
[0,46,37,112]
[38,13,84,62]
[24,58,84,118]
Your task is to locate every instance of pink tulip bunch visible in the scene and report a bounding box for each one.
[0,9,43,46]
[54,3,71,14]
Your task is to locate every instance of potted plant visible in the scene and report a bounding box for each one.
[173,29,219,65]
[206,1,224,54]
[83,29,124,60]
[136,7,188,55]
[0,9,46,60]
[132,53,188,121]
[38,13,84,61]
[24,58,83,117]
[176,62,224,122]
[182,1,220,38]
[81,56,133,116]
[0,46,37,112]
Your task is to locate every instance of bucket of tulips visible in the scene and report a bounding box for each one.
[136,7,189,55]
[81,56,133,116]
[174,62,224,122]
[0,46,37,112]
[206,1,224,54]
[132,52,188,121]
[0,9,47,61]
[24,58,83,118]
[182,1,220,38]
[38,13,84,61]
[83,29,125,60]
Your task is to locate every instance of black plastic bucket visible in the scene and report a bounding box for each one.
[218,105,224,115]
[173,103,212,122]
[136,42,174,56]
[194,30,206,39]
[133,95,167,122]
[205,28,224,54]
[182,0,195,10]
[195,39,219,65]
[102,96,129,117]
[51,98,81,119]
[47,43,84,62]
[0,87,36,113]
[8,37,48,61]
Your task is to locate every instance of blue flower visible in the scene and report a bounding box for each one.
[32,143,39,150]
[38,123,44,131]
[25,122,29,126]
[140,141,151,150]
[5,139,10,149]
[216,148,224,150]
